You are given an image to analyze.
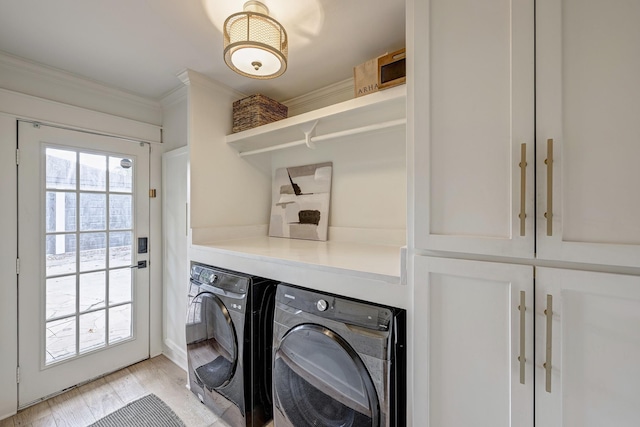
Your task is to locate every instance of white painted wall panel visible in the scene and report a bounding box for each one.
[0,115,17,420]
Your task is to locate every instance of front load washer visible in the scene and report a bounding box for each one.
[272,284,406,427]
[186,262,277,426]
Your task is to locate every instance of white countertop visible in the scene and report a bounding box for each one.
[189,236,408,309]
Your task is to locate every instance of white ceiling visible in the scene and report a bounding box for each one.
[0,0,406,102]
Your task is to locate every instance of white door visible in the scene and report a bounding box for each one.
[536,0,640,267]
[412,0,535,258]
[161,146,189,365]
[535,267,640,427]
[414,256,534,427]
[18,122,150,407]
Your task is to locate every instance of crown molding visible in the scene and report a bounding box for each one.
[176,68,246,99]
[160,84,188,110]
[283,78,354,116]
[0,50,162,124]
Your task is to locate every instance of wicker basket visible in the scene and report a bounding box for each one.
[232,94,288,133]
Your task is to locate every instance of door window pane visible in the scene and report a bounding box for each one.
[80,271,106,312]
[80,153,106,191]
[109,157,133,193]
[109,304,132,343]
[46,317,76,363]
[109,231,132,268]
[46,275,76,320]
[109,194,132,230]
[79,193,106,231]
[79,310,106,353]
[46,234,77,277]
[46,148,76,190]
[46,192,76,233]
[109,268,131,305]
[79,232,106,271]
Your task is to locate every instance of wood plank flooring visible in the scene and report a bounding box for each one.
[0,355,241,427]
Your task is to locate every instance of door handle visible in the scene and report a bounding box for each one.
[519,143,527,236]
[544,294,553,393]
[130,261,147,269]
[518,290,526,384]
[544,139,553,236]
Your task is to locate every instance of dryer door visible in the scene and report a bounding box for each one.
[273,324,379,427]
[186,291,237,390]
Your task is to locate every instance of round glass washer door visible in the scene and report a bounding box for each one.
[273,324,379,427]
[186,292,237,390]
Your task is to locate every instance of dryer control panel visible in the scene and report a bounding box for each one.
[190,262,249,295]
[276,284,392,331]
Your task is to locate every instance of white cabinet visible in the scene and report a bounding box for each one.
[412,0,535,259]
[161,146,189,368]
[536,0,640,267]
[414,256,534,427]
[535,268,640,427]
[414,0,640,268]
[410,0,640,425]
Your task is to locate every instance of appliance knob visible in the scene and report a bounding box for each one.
[207,274,217,285]
[316,299,328,312]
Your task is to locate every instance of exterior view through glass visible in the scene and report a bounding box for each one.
[44,146,134,364]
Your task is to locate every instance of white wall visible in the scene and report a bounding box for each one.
[270,126,407,239]
[183,70,272,242]
[0,115,18,420]
[161,87,188,152]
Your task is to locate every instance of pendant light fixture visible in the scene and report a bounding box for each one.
[223,1,288,79]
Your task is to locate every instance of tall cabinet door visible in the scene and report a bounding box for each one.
[535,268,640,427]
[412,0,535,258]
[536,0,640,267]
[161,146,189,366]
[414,256,533,427]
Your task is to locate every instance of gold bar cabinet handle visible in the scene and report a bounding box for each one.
[518,290,526,384]
[544,294,553,393]
[519,144,527,236]
[544,139,554,236]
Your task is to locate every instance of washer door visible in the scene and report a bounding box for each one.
[274,324,379,427]
[186,291,237,390]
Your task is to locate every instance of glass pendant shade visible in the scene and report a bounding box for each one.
[223,1,288,79]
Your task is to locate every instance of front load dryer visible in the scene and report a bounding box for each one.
[272,284,406,427]
[186,262,277,426]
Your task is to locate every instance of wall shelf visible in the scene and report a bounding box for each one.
[226,85,406,156]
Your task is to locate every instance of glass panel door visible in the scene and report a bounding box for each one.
[18,122,150,407]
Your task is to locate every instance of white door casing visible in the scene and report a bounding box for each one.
[18,122,150,407]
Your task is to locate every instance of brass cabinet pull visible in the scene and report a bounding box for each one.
[544,139,554,236]
[544,294,553,393]
[518,290,526,384]
[519,144,527,236]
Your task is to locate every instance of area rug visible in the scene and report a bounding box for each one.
[88,394,185,427]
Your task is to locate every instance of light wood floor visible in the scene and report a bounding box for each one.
[0,355,238,427]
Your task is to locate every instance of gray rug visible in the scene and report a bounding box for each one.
[88,394,186,427]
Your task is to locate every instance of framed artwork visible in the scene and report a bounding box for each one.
[269,162,333,241]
